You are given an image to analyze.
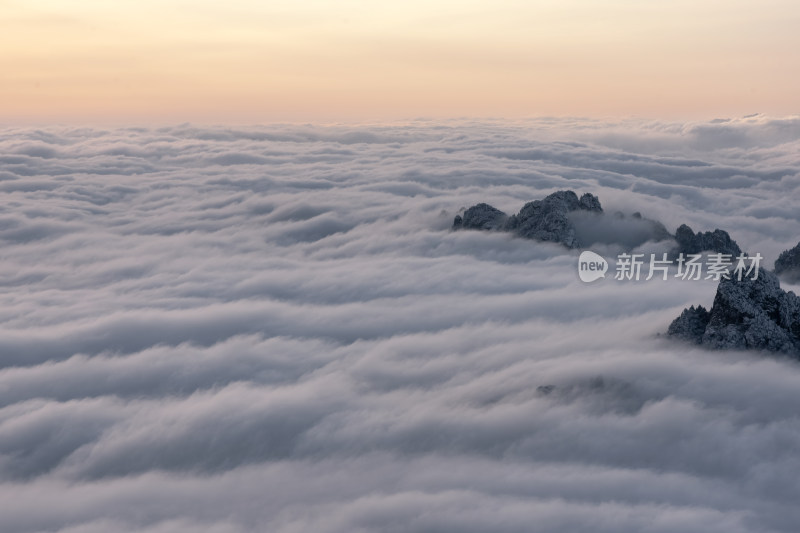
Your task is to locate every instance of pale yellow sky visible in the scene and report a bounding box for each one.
[1,0,798,124]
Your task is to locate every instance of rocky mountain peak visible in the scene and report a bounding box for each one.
[668,268,800,355]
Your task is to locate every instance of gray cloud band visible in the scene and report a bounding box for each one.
[1,116,800,533]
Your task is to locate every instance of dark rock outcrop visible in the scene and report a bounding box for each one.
[504,191,603,248]
[667,305,710,344]
[774,241,800,281]
[456,203,508,231]
[668,268,800,355]
[453,191,740,255]
[453,190,602,248]
[674,224,742,257]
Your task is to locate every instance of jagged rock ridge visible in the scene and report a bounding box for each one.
[667,268,800,355]
[453,190,603,248]
[667,305,711,343]
[504,190,602,248]
[452,203,507,231]
[454,190,742,254]
[673,224,742,257]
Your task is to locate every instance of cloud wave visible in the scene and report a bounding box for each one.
[1,116,800,532]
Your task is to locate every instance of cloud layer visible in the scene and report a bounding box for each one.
[1,116,800,532]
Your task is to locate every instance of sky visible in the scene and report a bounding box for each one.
[2,115,800,531]
[2,0,799,124]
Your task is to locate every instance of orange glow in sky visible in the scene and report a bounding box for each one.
[2,0,799,123]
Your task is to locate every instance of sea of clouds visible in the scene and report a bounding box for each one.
[1,116,800,532]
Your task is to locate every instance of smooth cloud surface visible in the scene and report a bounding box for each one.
[1,116,800,532]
